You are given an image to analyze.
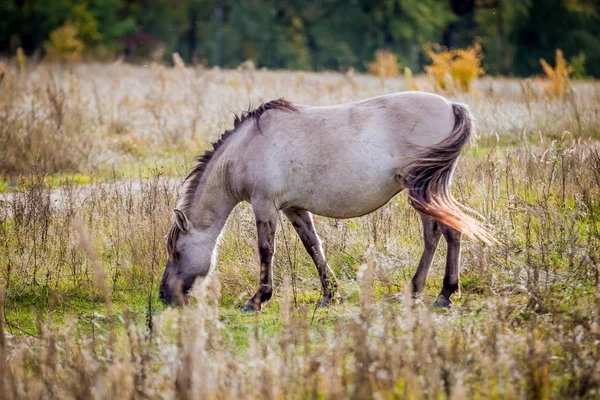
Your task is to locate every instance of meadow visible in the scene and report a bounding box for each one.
[1,61,600,399]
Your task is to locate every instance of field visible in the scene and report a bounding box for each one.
[1,62,600,399]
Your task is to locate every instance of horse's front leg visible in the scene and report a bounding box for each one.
[284,209,337,307]
[242,200,278,312]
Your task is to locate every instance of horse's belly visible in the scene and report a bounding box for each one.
[264,124,406,218]
[284,173,403,219]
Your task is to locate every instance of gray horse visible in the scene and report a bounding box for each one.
[159,92,493,310]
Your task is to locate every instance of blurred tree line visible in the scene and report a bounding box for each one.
[1,0,599,77]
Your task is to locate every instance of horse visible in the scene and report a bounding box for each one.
[158,92,494,310]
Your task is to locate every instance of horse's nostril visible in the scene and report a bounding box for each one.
[159,290,166,300]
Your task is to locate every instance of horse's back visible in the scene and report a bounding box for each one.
[231,92,457,217]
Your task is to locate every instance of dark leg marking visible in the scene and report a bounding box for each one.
[411,214,442,297]
[284,209,337,307]
[242,203,278,312]
[433,224,462,308]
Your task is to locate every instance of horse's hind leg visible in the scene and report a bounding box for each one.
[242,200,278,312]
[284,209,337,307]
[433,224,462,308]
[411,214,442,297]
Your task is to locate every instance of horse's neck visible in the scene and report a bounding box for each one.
[187,170,238,246]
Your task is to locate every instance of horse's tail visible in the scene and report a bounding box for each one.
[404,103,496,244]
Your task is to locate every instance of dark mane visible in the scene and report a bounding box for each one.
[166,98,297,259]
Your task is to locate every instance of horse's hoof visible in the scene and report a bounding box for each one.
[412,291,424,300]
[241,304,259,312]
[433,295,452,308]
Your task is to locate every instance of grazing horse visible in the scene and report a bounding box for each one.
[159,92,493,310]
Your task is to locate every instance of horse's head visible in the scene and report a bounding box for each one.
[159,209,213,305]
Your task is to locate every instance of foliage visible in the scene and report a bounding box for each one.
[43,22,85,63]
[367,50,401,87]
[510,0,600,77]
[540,49,574,97]
[463,0,531,75]
[1,0,599,77]
[424,40,485,92]
[570,51,587,79]
[423,43,453,90]
[449,41,485,91]
[15,47,25,73]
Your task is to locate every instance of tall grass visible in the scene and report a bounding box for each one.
[1,62,600,398]
[1,262,600,398]
[1,61,599,176]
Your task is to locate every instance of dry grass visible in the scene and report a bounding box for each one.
[1,62,600,399]
[1,61,598,175]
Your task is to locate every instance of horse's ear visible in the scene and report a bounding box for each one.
[174,209,192,232]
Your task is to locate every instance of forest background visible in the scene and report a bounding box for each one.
[1,0,599,77]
